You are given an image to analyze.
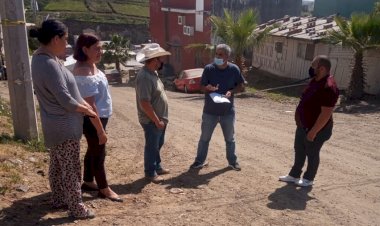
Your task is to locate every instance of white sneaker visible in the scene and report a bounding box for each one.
[295,178,313,187]
[279,175,299,183]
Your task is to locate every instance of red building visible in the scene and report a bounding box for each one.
[150,0,302,75]
[150,0,212,75]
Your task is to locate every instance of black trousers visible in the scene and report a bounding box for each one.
[83,116,109,189]
[289,122,333,181]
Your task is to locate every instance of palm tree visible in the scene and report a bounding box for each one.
[374,1,380,14]
[102,34,131,71]
[209,9,273,76]
[186,9,273,77]
[185,43,216,67]
[324,14,380,99]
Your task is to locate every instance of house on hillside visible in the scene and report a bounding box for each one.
[252,15,380,95]
[302,0,314,14]
[149,0,212,75]
[149,0,302,74]
[314,0,378,18]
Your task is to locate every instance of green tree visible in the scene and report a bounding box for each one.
[102,34,130,71]
[209,9,273,76]
[185,43,216,67]
[324,14,380,99]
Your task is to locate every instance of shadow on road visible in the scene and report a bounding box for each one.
[112,177,150,195]
[161,167,230,189]
[267,183,314,211]
[0,192,75,226]
[112,167,231,195]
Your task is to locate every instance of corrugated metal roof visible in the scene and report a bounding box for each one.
[255,15,339,41]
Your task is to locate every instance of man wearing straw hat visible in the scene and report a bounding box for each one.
[135,43,171,183]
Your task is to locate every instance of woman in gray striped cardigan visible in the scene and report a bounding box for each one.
[30,19,97,219]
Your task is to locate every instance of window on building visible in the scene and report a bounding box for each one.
[275,42,283,53]
[183,26,194,36]
[297,43,306,59]
[297,43,315,60]
[305,44,315,61]
[178,16,185,25]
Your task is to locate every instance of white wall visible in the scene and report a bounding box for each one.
[195,0,204,32]
[363,49,380,94]
[252,36,313,80]
[253,36,380,95]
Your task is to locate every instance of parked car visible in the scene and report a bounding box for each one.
[174,68,204,93]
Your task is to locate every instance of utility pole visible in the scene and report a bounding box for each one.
[0,0,39,141]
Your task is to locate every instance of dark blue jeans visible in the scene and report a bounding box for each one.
[195,112,237,165]
[289,122,333,181]
[141,122,166,177]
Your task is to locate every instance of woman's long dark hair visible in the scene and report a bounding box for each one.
[29,19,67,45]
[73,33,100,62]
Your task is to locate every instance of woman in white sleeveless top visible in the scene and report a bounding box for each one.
[73,33,122,202]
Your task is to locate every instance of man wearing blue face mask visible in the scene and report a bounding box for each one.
[190,44,245,171]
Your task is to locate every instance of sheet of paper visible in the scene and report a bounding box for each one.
[209,92,230,103]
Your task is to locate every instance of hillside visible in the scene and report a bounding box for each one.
[24,0,149,25]
[23,0,150,44]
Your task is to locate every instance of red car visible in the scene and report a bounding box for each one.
[174,68,204,93]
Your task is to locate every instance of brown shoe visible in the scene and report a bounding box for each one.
[145,175,164,183]
[156,168,170,175]
[98,191,124,202]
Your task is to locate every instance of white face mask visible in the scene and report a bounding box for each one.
[214,57,224,66]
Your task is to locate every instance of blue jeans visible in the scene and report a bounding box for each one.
[141,122,166,177]
[195,112,237,165]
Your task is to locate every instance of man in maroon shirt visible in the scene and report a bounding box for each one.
[279,55,339,187]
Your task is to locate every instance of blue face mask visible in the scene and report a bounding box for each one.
[214,57,224,66]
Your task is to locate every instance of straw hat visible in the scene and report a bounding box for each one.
[136,43,171,63]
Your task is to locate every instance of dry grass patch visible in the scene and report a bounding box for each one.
[0,145,25,195]
[0,99,48,196]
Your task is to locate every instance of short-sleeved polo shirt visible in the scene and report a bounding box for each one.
[135,66,168,124]
[296,75,339,129]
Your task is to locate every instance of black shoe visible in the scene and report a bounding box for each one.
[98,191,124,202]
[81,183,99,192]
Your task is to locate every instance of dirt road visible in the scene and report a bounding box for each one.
[1,82,380,225]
